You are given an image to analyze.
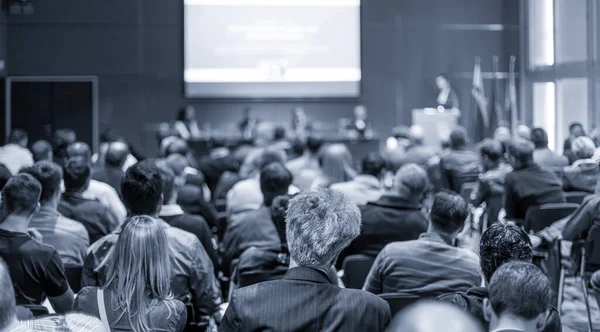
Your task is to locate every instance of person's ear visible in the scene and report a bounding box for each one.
[483,298,492,323]
[535,310,551,331]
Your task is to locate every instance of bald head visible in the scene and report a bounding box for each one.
[409,125,425,145]
[165,153,189,177]
[31,140,53,162]
[393,163,429,200]
[388,301,483,332]
[0,258,16,329]
[66,142,92,161]
[516,125,531,141]
[164,138,189,157]
[105,141,130,168]
[493,127,511,144]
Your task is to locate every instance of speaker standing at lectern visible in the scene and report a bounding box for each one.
[435,74,460,110]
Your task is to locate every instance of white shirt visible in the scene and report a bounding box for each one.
[0,143,34,175]
[330,175,384,206]
[61,179,127,223]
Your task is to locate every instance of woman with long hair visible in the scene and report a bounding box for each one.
[311,143,356,188]
[74,215,187,332]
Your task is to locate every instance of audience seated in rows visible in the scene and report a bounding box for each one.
[58,157,118,244]
[156,160,218,269]
[504,138,566,222]
[0,129,34,175]
[486,262,553,332]
[83,160,222,321]
[31,140,53,163]
[531,128,569,169]
[311,143,357,188]
[0,258,104,332]
[222,162,292,275]
[339,163,429,264]
[22,161,89,266]
[438,222,561,332]
[439,126,480,193]
[221,188,391,331]
[387,301,483,332]
[92,141,128,197]
[562,136,599,193]
[471,139,513,223]
[363,191,480,297]
[64,142,127,223]
[330,152,385,206]
[75,215,187,332]
[0,174,74,313]
[286,136,324,191]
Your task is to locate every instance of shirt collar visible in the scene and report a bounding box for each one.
[159,204,185,217]
[283,266,333,284]
[419,232,456,246]
[370,194,422,210]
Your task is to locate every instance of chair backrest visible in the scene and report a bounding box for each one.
[342,254,376,289]
[565,191,589,205]
[524,203,580,233]
[63,265,83,293]
[378,293,420,316]
[585,222,600,272]
[459,182,478,203]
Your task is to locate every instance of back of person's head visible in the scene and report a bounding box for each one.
[255,122,275,146]
[530,128,549,149]
[63,157,92,192]
[478,139,504,162]
[1,173,41,216]
[571,136,596,160]
[430,191,468,235]
[164,138,189,157]
[242,147,286,178]
[508,138,535,168]
[286,188,360,266]
[449,127,469,149]
[260,162,293,207]
[479,222,533,283]
[0,164,11,191]
[20,161,63,204]
[8,129,28,147]
[409,125,425,145]
[392,126,411,140]
[387,301,483,332]
[486,262,551,329]
[0,258,16,330]
[156,160,179,204]
[516,125,532,141]
[493,127,512,144]
[273,126,286,141]
[53,129,77,148]
[105,215,174,332]
[105,141,130,168]
[569,122,585,136]
[393,163,429,199]
[165,153,188,177]
[361,153,385,177]
[66,142,92,161]
[319,143,355,185]
[121,160,163,216]
[306,136,324,154]
[100,128,120,143]
[31,140,53,162]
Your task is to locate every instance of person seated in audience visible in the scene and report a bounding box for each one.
[0,258,104,332]
[564,122,586,165]
[92,141,128,196]
[226,147,297,215]
[339,163,429,264]
[485,262,552,332]
[494,126,512,147]
[439,126,480,193]
[31,140,53,163]
[52,128,77,167]
[560,196,600,269]
[58,157,118,244]
[504,138,566,223]
[311,143,357,188]
[222,162,292,275]
[83,160,221,321]
[286,136,323,191]
[437,222,561,332]
[363,191,480,297]
[386,301,483,332]
[163,137,201,172]
[592,270,600,312]
[471,139,513,224]
[92,129,139,172]
[401,125,439,167]
[0,174,74,313]
[199,144,253,196]
[516,125,532,141]
[0,164,11,191]
[385,125,412,172]
[156,161,218,269]
[22,161,89,266]
[174,105,202,141]
[66,142,127,223]
[331,152,385,206]
[75,215,187,332]
[562,136,599,193]
[531,128,568,169]
[0,129,34,175]
[221,188,391,331]
[270,125,291,151]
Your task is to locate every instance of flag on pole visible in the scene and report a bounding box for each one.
[472,57,489,141]
[491,56,503,129]
[505,56,518,130]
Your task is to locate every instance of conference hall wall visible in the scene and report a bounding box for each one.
[6,0,519,155]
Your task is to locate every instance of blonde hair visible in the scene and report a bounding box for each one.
[319,144,356,186]
[104,215,177,332]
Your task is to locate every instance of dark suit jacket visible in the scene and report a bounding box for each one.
[220,267,391,332]
[439,148,480,193]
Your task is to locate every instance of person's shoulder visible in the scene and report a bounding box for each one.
[164,223,202,250]
[57,215,89,238]
[75,286,98,305]
[337,288,390,314]
[181,212,208,225]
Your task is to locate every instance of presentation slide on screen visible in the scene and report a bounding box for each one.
[184,0,361,98]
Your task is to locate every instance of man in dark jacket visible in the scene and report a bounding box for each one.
[439,126,480,193]
[437,222,562,332]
